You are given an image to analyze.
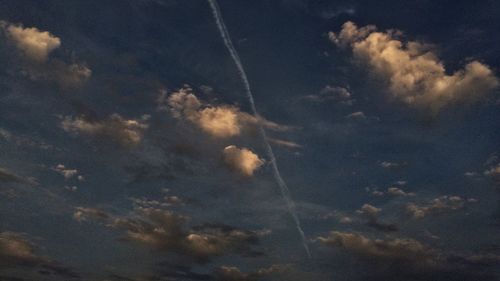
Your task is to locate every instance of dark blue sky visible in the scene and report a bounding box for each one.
[0,1,499,280]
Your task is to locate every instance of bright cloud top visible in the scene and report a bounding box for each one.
[330,21,499,114]
[3,22,61,62]
[163,87,292,138]
[61,114,149,147]
[223,145,264,177]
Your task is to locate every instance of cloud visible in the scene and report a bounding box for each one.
[1,22,60,62]
[356,204,380,221]
[302,85,354,105]
[330,21,499,114]
[356,204,398,232]
[0,231,78,278]
[267,137,302,149]
[0,167,37,185]
[0,232,40,266]
[223,145,264,177]
[0,21,91,88]
[345,111,366,120]
[484,163,500,186]
[405,195,466,219]
[387,187,415,197]
[161,87,293,138]
[52,164,83,181]
[214,264,288,281]
[61,114,149,147]
[317,231,436,264]
[317,231,500,280]
[74,205,263,263]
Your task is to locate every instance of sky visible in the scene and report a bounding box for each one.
[0,0,500,280]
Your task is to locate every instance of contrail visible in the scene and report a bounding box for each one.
[207,0,311,258]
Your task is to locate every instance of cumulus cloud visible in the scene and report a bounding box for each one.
[0,21,91,88]
[161,87,293,138]
[345,111,366,120]
[302,85,354,105]
[215,264,288,281]
[387,187,415,197]
[330,21,499,114]
[318,231,500,280]
[356,204,398,232]
[74,205,263,262]
[52,164,83,181]
[61,114,149,147]
[2,22,60,62]
[223,145,264,177]
[405,195,466,219]
[356,204,380,221]
[318,231,435,264]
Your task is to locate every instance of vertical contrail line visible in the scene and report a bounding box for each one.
[207,0,311,258]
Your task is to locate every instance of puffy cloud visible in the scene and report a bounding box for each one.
[345,111,366,120]
[223,145,264,177]
[52,164,83,180]
[356,204,380,220]
[162,87,293,138]
[61,114,149,147]
[214,264,288,281]
[2,22,60,62]
[73,207,111,222]
[74,205,263,262]
[330,21,499,114]
[405,195,466,219]
[317,231,435,264]
[318,231,500,280]
[0,21,91,88]
[302,85,354,105]
[387,187,415,197]
[356,204,398,232]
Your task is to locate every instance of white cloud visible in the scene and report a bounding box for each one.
[61,114,149,147]
[302,85,354,105]
[2,22,61,62]
[387,187,415,197]
[223,145,264,177]
[162,87,293,138]
[345,111,366,120]
[53,164,81,180]
[356,204,380,220]
[330,21,499,114]
[405,195,465,219]
[317,231,435,263]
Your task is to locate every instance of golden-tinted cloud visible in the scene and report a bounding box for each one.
[74,204,263,262]
[2,22,60,62]
[317,231,436,264]
[223,145,264,177]
[61,114,149,147]
[405,195,466,219]
[162,87,293,138]
[330,21,499,114]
